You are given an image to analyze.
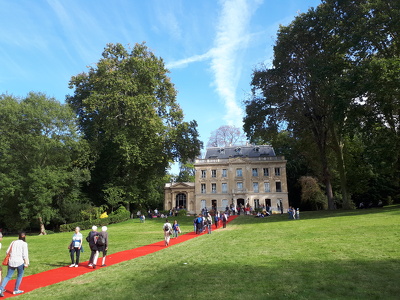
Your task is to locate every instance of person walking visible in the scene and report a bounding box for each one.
[163,219,172,246]
[172,220,180,239]
[87,226,99,268]
[206,214,212,234]
[0,232,29,296]
[93,226,108,267]
[69,227,83,267]
[222,212,228,228]
[214,212,219,229]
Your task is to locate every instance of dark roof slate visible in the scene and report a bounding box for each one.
[205,145,275,159]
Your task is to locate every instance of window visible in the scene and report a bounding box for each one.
[276,182,282,192]
[175,193,187,209]
[201,170,206,178]
[201,183,206,194]
[211,183,217,194]
[253,182,259,193]
[211,169,217,178]
[222,169,227,177]
[252,168,258,176]
[237,182,243,190]
[264,182,270,192]
[275,167,281,176]
[263,168,269,176]
[222,183,228,193]
[236,168,242,177]
[201,199,206,209]
[222,199,228,209]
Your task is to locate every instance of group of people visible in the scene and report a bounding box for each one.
[193,211,229,235]
[69,225,109,269]
[162,219,181,246]
[287,207,300,220]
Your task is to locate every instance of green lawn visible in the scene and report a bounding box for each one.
[3,206,399,299]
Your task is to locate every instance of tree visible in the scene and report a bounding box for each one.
[244,0,400,209]
[207,125,247,147]
[299,176,327,210]
[245,5,348,209]
[176,161,196,182]
[67,43,202,210]
[0,93,90,233]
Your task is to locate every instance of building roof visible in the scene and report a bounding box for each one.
[204,145,275,159]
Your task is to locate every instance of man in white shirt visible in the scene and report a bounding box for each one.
[163,219,172,246]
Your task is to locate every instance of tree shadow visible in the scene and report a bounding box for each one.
[227,204,400,225]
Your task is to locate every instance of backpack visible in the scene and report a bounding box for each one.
[97,235,105,246]
[164,224,170,231]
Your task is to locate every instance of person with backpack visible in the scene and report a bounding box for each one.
[93,226,108,267]
[86,226,99,268]
[163,219,172,246]
[195,214,203,234]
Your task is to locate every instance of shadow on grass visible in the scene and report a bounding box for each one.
[229,205,400,225]
[45,262,68,267]
[128,258,400,300]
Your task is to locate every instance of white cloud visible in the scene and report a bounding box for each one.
[167,0,262,128]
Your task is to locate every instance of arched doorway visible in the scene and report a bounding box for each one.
[175,193,187,209]
[237,198,245,207]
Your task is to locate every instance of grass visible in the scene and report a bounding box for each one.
[2,206,399,299]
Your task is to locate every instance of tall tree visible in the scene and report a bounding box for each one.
[67,43,202,210]
[207,125,247,147]
[0,93,90,233]
[245,0,400,208]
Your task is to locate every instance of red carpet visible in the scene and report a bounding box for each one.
[1,216,238,298]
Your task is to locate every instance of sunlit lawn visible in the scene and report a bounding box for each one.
[2,206,399,299]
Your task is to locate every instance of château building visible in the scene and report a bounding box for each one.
[164,145,289,214]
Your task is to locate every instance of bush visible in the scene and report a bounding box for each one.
[176,209,187,217]
[60,206,130,232]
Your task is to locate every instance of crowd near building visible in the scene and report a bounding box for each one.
[164,145,289,215]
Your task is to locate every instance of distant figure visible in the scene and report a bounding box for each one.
[172,220,180,239]
[295,208,300,220]
[0,232,29,296]
[222,212,227,228]
[214,212,219,229]
[163,219,173,246]
[140,214,145,223]
[206,214,212,234]
[69,227,83,267]
[195,214,203,234]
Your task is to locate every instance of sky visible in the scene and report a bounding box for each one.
[0,0,322,169]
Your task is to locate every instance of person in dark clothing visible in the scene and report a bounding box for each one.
[87,226,99,268]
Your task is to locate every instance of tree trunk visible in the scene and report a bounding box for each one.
[38,216,47,235]
[330,125,352,209]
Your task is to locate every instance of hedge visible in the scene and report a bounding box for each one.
[59,210,130,232]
